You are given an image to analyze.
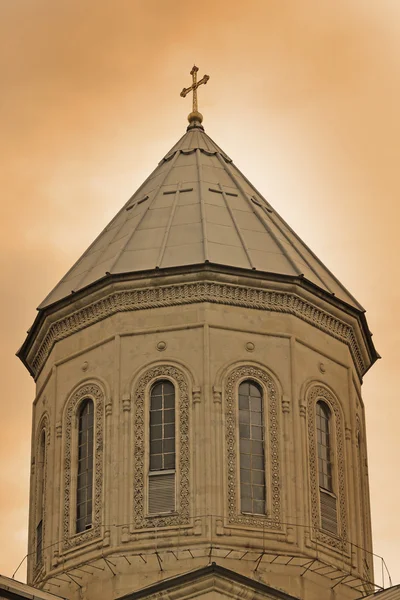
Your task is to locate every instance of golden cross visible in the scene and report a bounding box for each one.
[180,65,210,115]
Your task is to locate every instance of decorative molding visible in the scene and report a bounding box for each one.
[356,415,372,581]
[122,393,131,412]
[133,365,190,529]
[192,386,201,404]
[307,385,347,552]
[28,281,366,379]
[282,395,290,414]
[213,385,222,404]
[225,365,281,530]
[55,421,62,438]
[63,384,104,550]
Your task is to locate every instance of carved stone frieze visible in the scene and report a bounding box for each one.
[225,365,282,530]
[307,385,347,552]
[63,384,104,550]
[29,281,366,379]
[133,365,190,529]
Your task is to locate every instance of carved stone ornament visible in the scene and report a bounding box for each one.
[33,413,49,579]
[63,384,104,550]
[29,281,366,379]
[133,365,190,529]
[307,385,348,552]
[225,365,281,530]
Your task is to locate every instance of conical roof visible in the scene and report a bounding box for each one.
[39,122,362,310]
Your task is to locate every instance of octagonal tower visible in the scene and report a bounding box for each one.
[18,91,378,600]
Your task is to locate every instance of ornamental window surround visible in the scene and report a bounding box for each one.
[307,384,347,551]
[224,365,281,531]
[133,364,191,530]
[62,383,104,551]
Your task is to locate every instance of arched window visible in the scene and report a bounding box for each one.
[316,400,337,534]
[76,399,94,533]
[239,380,265,515]
[36,430,46,564]
[148,380,176,514]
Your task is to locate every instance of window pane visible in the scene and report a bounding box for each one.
[239,410,250,424]
[239,380,266,515]
[241,497,252,513]
[239,424,250,438]
[150,395,162,411]
[150,411,162,425]
[164,395,175,409]
[162,381,175,395]
[252,470,265,485]
[151,383,163,397]
[164,424,175,438]
[164,409,175,424]
[150,440,162,455]
[163,438,175,453]
[151,425,162,440]
[240,469,251,483]
[164,453,175,469]
[253,500,265,515]
[150,454,162,470]
[239,395,249,410]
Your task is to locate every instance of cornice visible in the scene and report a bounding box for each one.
[21,277,369,381]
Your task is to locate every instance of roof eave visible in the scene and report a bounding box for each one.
[17,263,378,376]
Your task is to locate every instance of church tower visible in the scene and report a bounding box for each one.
[18,67,378,600]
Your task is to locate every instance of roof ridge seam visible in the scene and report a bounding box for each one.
[105,151,182,275]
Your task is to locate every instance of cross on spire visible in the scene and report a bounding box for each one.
[180,65,210,126]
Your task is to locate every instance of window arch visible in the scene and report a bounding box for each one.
[239,380,265,515]
[76,399,94,533]
[148,380,176,515]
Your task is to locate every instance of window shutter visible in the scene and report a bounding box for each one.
[148,473,175,514]
[320,489,338,535]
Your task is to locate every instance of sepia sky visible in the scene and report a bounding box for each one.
[0,0,399,587]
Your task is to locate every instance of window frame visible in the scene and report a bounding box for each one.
[34,424,47,571]
[238,379,267,516]
[316,400,334,493]
[145,376,179,517]
[75,398,95,534]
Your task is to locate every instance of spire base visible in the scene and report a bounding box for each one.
[187,111,204,130]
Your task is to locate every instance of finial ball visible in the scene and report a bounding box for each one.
[188,111,203,124]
